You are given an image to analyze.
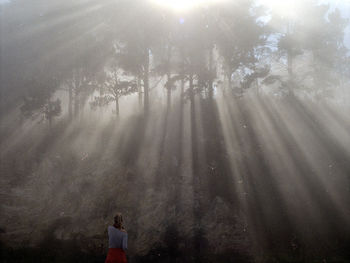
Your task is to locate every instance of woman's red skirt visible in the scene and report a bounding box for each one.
[105,248,127,263]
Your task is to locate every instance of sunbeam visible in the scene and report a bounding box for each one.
[1,0,350,262]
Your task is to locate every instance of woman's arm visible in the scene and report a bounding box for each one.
[122,234,128,251]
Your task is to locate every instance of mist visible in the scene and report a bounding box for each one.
[1,0,350,262]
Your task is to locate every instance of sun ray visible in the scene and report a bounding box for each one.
[152,0,225,11]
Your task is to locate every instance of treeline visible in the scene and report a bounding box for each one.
[0,0,349,125]
[1,1,350,261]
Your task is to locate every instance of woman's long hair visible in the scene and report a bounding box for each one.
[113,213,124,229]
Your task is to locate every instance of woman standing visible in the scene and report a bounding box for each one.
[105,213,128,263]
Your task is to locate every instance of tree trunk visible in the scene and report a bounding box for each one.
[287,21,294,97]
[181,77,185,100]
[166,45,172,110]
[224,72,232,96]
[255,78,260,97]
[287,51,293,76]
[228,73,232,89]
[74,90,79,118]
[166,72,171,111]
[68,85,73,121]
[47,98,52,129]
[287,50,294,96]
[208,46,214,99]
[143,48,150,114]
[137,76,142,109]
[189,74,203,263]
[174,72,185,216]
[115,96,119,117]
[189,74,196,170]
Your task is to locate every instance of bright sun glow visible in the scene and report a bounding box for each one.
[153,0,303,16]
[258,0,299,18]
[153,0,222,11]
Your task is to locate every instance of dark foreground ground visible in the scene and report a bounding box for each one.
[1,95,350,263]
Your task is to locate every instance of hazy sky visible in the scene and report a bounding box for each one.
[0,0,349,46]
[320,0,350,47]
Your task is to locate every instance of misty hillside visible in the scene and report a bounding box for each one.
[1,0,350,262]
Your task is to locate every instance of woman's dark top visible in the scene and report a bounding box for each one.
[108,226,128,250]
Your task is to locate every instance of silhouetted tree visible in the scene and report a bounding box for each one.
[91,65,137,117]
[267,2,348,99]
[20,75,61,128]
[216,0,267,92]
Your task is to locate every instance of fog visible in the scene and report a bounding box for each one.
[1,0,350,262]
